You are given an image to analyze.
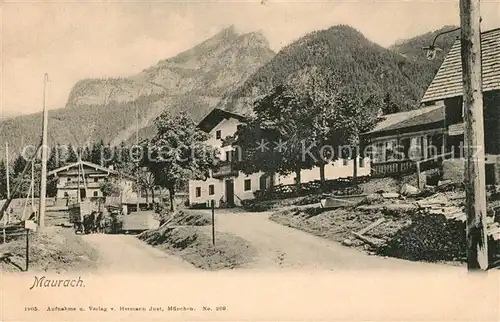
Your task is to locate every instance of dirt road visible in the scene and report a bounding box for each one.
[81,234,196,273]
[212,210,462,271]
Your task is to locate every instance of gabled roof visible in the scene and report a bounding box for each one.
[381,106,444,132]
[197,108,247,133]
[48,160,134,180]
[421,27,500,103]
[363,105,442,136]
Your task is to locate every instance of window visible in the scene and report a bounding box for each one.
[196,187,202,197]
[67,177,71,182]
[216,130,222,140]
[244,179,252,191]
[385,140,397,161]
[209,184,215,195]
[359,157,365,168]
[225,151,231,162]
[94,177,99,182]
[343,159,348,166]
[409,137,423,160]
[93,191,98,197]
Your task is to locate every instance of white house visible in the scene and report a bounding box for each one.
[188,108,371,208]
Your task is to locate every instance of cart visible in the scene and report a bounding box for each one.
[68,200,98,234]
[121,211,159,234]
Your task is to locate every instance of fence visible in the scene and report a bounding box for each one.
[370,153,453,178]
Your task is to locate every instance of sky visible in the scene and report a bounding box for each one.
[1,0,499,117]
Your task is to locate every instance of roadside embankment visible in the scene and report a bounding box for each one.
[0,226,99,273]
[138,211,255,270]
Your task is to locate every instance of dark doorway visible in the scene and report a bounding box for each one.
[80,189,86,200]
[225,179,235,207]
[259,175,267,190]
[447,135,464,157]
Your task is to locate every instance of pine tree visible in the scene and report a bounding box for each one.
[12,154,28,177]
[66,143,78,163]
[47,145,60,172]
[91,140,105,165]
[0,159,10,199]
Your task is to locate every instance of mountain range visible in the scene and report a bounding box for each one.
[0,24,458,159]
[219,25,458,114]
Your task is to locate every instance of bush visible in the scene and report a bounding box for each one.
[190,202,209,209]
[241,199,274,212]
[293,195,322,206]
[254,177,368,201]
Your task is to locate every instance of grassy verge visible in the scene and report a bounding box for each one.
[0,226,99,273]
[138,226,255,270]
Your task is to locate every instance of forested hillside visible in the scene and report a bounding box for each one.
[1,24,458,158]
[219,25,457,115]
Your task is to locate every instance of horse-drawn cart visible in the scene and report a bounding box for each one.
[68,200,98,234]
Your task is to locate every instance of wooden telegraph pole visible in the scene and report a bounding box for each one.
[38,73,49,229]
[3,142,10,243]
[136,101,140,214]
[460,0,489,270]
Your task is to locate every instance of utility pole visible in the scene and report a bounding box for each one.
[211,200,215,246]
[31,160,35,218]
[136,101,140,213]
[77,153,81,203]
[38,73,49,229]
[460,0,488,270]
[5,142,10,201]
[3,143,9,243]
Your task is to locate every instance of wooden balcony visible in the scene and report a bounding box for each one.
[212,162,239,179]
[371,159,416,177]
[57,182,102,189]
[370,153,453,178]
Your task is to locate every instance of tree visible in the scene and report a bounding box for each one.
[81,145,92,162]
[100,181,121,197]
[137,167,156,205]
[66,143,78,164]
[47,145,61,172]
[382,93,400,115]
[145,111,218,212]
[12,154,27,176]
[91,140,106,165]
[234,84,318,190]
[234,69,378,190]
[112,141,134,174]
[46,145,61,197]
[0,159,13,199]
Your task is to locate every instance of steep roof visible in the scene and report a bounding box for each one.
[363,105,442,135]
[197,108,247,133]
[48,160,135,180]
[421,27,500,103]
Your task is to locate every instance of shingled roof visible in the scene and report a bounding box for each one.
[364,105,441,134]
[362,105,444,138]
[421,27,500,103]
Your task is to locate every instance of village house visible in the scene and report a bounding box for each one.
[360,105,446,177]
[362,27,500,182]
[420,27,500,158]
[48,160,136,205]
[188,108,370,208]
